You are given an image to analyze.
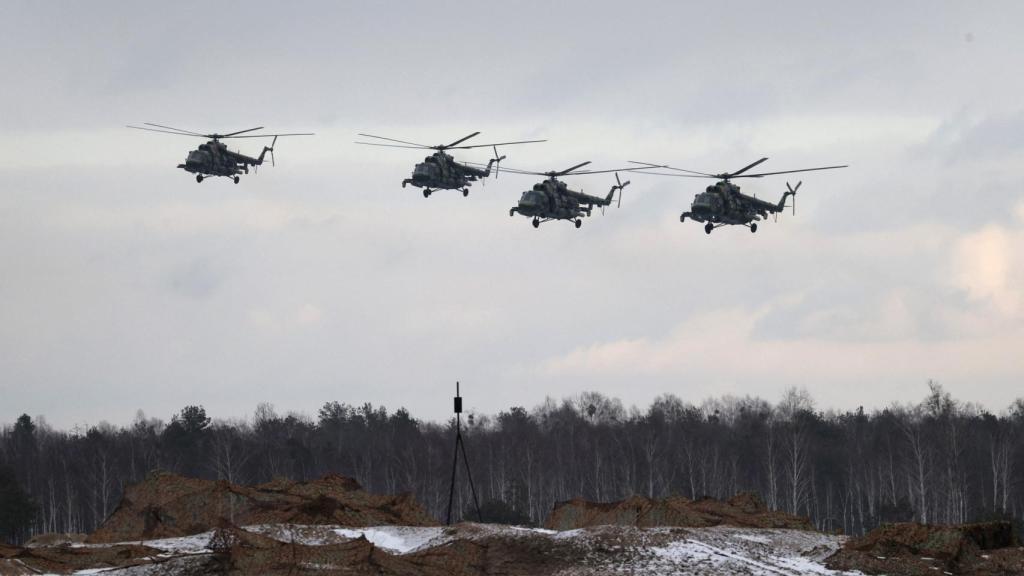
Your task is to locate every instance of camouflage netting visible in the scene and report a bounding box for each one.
[826,521,1024,576]
[544,492,814,531]
[87,471,437,543]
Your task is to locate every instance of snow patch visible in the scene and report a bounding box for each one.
[333,526,447,554]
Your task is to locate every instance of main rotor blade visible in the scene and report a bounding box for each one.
[462,162,647,178]
[226,132,315,138]
[143,123,205,136]
[501,168,548,175]
[631,171,711,178]
[128,125,203,137]
[629,161,716,177]
[568,166,649,176]
[731,165,848,178]
[220,126,265,137]
[462,162,557,176]
[354,141,428,149]
[484,165,544,175]
[357,133,432,148]
[443,132,481,148]
[448,139,547,149]
[556,161,592,175]
[727,157,769,177]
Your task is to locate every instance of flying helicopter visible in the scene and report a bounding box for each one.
[355,132,545,197]
[492,162,634,228]
[128,123,314,183]
[630,158,847,233]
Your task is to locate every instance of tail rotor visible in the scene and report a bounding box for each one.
[615,172,630,208]
[492,145,505,178]
[257,135,278,173]
[786,180,801,215]
[603,172,630,215]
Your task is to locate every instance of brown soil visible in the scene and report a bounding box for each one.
[0,543,20,558]
[826,521,1024,576]
[6,524,655,575]
[544,492,814,531]
[87,471,437,543]
[4,542,163,574]
[194,524,581,576]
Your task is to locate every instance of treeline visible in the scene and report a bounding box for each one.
[1,382,1023,544]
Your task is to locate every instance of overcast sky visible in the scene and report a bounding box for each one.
[2,1,1022,428]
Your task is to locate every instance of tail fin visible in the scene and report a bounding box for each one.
[257,135,278,166]
[606,172,630,206]
[486,145,506,178]
[778,180,801,214]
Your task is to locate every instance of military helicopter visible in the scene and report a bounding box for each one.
[128,123,313,183]
[355,132,545,197]
[493,162,634,228]
[630,158,847,233]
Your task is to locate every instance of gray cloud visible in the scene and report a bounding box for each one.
[2,1,1024,427]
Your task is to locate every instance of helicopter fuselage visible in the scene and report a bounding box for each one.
[682,181,788,226]
[178,139,263,178]
[402,152,492,193]
[510,178,613,227]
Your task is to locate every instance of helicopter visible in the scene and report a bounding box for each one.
[355,132,545,197]
[630,158,847,233]
[128,123,314,183]
[494,162,634,228]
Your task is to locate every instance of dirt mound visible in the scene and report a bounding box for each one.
[5,542,162,574]
[4,523,861,575]
[826,521,1024,575]
[544,491,814,531]
[87,471,436,543]
[204,525,576,576]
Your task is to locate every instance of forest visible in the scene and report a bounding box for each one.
[1,382,1022,545]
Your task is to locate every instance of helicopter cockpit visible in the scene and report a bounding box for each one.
[519,189,546,207]
[412,161,439,180]
[692,192,720,213]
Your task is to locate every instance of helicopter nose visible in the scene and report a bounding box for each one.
[519,197,537,210]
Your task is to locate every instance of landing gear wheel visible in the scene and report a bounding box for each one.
[574,219,582,229]
[423,189,431,198]
[532,218,540,229]
[462,189,469,197]
[196,175,204,183]
[233,176,240,184]
[509,209,517,217]
[750,223,757,233]
[680,214,686,222]
[705,222,713,235]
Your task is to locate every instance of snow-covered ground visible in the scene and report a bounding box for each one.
[639,527,858,576]
[42,524,863,575]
